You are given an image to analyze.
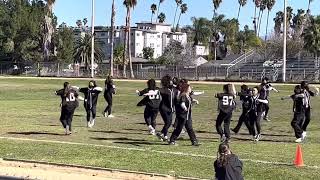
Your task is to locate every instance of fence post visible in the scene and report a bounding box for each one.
[304,69,306,79]
[195,66,198,80]
[57,63,60,77]
[238,69,241,78]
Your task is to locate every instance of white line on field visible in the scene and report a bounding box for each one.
[0,136,319,169]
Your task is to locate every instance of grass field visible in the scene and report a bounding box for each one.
[0,77,320,180]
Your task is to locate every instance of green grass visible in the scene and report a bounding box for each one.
[0,77,319,179]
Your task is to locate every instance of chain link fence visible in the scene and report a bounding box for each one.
[1,61,319,82]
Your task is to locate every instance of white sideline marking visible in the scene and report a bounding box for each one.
[0,136,319,169]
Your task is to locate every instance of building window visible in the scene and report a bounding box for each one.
[137,33,140,36]
[157,44,160,47]
[101,33,105,36]
[116,32,120,37]
[136,43,140,46]
[157,35,161,38]
[150,43,154,48]
[131,33,134,36]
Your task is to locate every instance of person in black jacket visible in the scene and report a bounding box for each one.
[136,79,161,135]
[55,82,80,135]
[157,75,177,141]
[214,143,244,180]
[300,81,319,139]
[79,80,103,128]
[232,85,253,135]
[281,85,306,143]
[169,82,199,146]
[259,77,279,121]
[103,75,116,118]
[215,84,236,143]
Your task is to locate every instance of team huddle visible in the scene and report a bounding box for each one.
[55,76,319,144]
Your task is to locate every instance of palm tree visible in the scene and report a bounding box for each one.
[76,20,83,28]
[123,0,137,78]
[74,34,104,72]
[173,0,183,30]
[303,21,320,60]
[213,0,222,15]
[158,12,166,23]
[237,0,247,20]
[307,0,313,14]
[265,0,275,41]
[156,0,165,23]
[110,0,116,76]
[273,11,283,35]
[292,9,306,39]
[150,4,157,23]
[83,18,88,26]
[43,0,56,61]
[257,0,267,36]
[253,0,261,35]
[192,17,211,46]
[176,3,188,32]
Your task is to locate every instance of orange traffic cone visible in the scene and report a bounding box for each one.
[294,144,304,167]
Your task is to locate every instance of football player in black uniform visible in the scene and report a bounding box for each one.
[215,84,236,143]
[55,82,80,135]
[281,85,306,143]
[169,82,199,146]
[300,81,319,139]
[157,75,177,141]
[79,80,103,128]
[260,77,279,121]
[136,79,161,135]
[232,84,253,135]
[250,87,268,141]
[103,75,116,118]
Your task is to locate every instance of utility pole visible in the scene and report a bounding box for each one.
[91,0,95,78]
[282,0,287,82]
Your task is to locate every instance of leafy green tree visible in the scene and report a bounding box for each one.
[143,47,154,60]
[191,17,211,46]
[55,24,75,63]
[303,16,320,59]
[158,12,166,23]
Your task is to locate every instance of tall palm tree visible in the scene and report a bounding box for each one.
[123,0,137,78]
[74,34,104,72]
[156,0,165,23]
[110,0,116,76]
[257,0,267,36]
[265,0,275,41]
[213,0,222,15]
[253,0,261,35]
[307,0,313,14]
[158,12,166,23]
[43,0,56,61]
[303,21,320,59]
[173,0,183,30]
[237,0,247,20]
[150,4,157,23]
[76,20,83,28]
[273,11,283,35]
[176,3,188,32]
[83,18,88,26]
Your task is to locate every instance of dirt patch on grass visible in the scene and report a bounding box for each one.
[0,159,180,180]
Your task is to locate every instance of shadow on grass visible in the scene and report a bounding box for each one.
[7,131,65,136]
[35,124,83,128]
[232,136,295,143]
[90,137,166,147]
[88,130,142,135]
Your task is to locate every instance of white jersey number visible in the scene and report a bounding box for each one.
[222,96,233,106]
[149,90,160,100]
[66,93,76,102]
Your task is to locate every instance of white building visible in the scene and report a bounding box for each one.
[74,22,188,60]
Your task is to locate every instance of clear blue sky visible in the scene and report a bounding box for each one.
[54,0,320,33]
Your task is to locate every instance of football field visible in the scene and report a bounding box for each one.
[0,77,319,180]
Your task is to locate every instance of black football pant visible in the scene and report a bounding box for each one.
[104,92,113,115]
[144,108,158,129]
[264,103,270,118]
[291,112,304,138]
[60,107,75,131]
[233,112,252,135]
[302,107,311,131]
[159,109,173,137]
[250,111,263,136]
[216,111,232,139]
[170,115,197,143]
[86,105,97,122]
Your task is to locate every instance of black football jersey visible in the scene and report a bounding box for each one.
[160,87,176,112]
[138,88,161,109]
[239,93,253,113]
[291,94,305,113]
[80,87,102,108]
[175,94,192,120]
[56,88,79,110]
[216,93,236,113]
